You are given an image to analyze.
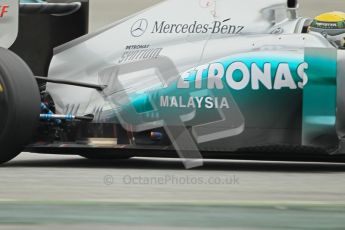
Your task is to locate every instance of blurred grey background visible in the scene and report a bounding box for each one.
[89,0,345,31]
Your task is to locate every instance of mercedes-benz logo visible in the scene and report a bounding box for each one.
[131,19,148,37]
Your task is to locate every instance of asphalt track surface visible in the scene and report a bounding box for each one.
[2,0,345,229]
[2,154,345,229]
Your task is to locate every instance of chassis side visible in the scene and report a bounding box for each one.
[26,0,345,161]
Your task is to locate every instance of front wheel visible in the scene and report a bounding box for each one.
[0,48,40,164]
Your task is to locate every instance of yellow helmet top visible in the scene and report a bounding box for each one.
[315,11,345,23]
[311,12,345,30]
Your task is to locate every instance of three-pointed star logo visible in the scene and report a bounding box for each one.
[131,19,149,37]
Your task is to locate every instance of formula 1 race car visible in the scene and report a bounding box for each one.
[1,0,345,167]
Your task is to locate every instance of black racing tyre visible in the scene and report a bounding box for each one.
[0,48,40,164]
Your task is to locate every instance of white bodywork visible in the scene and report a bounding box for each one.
[46,0,333,120]
[0,0,18,48]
